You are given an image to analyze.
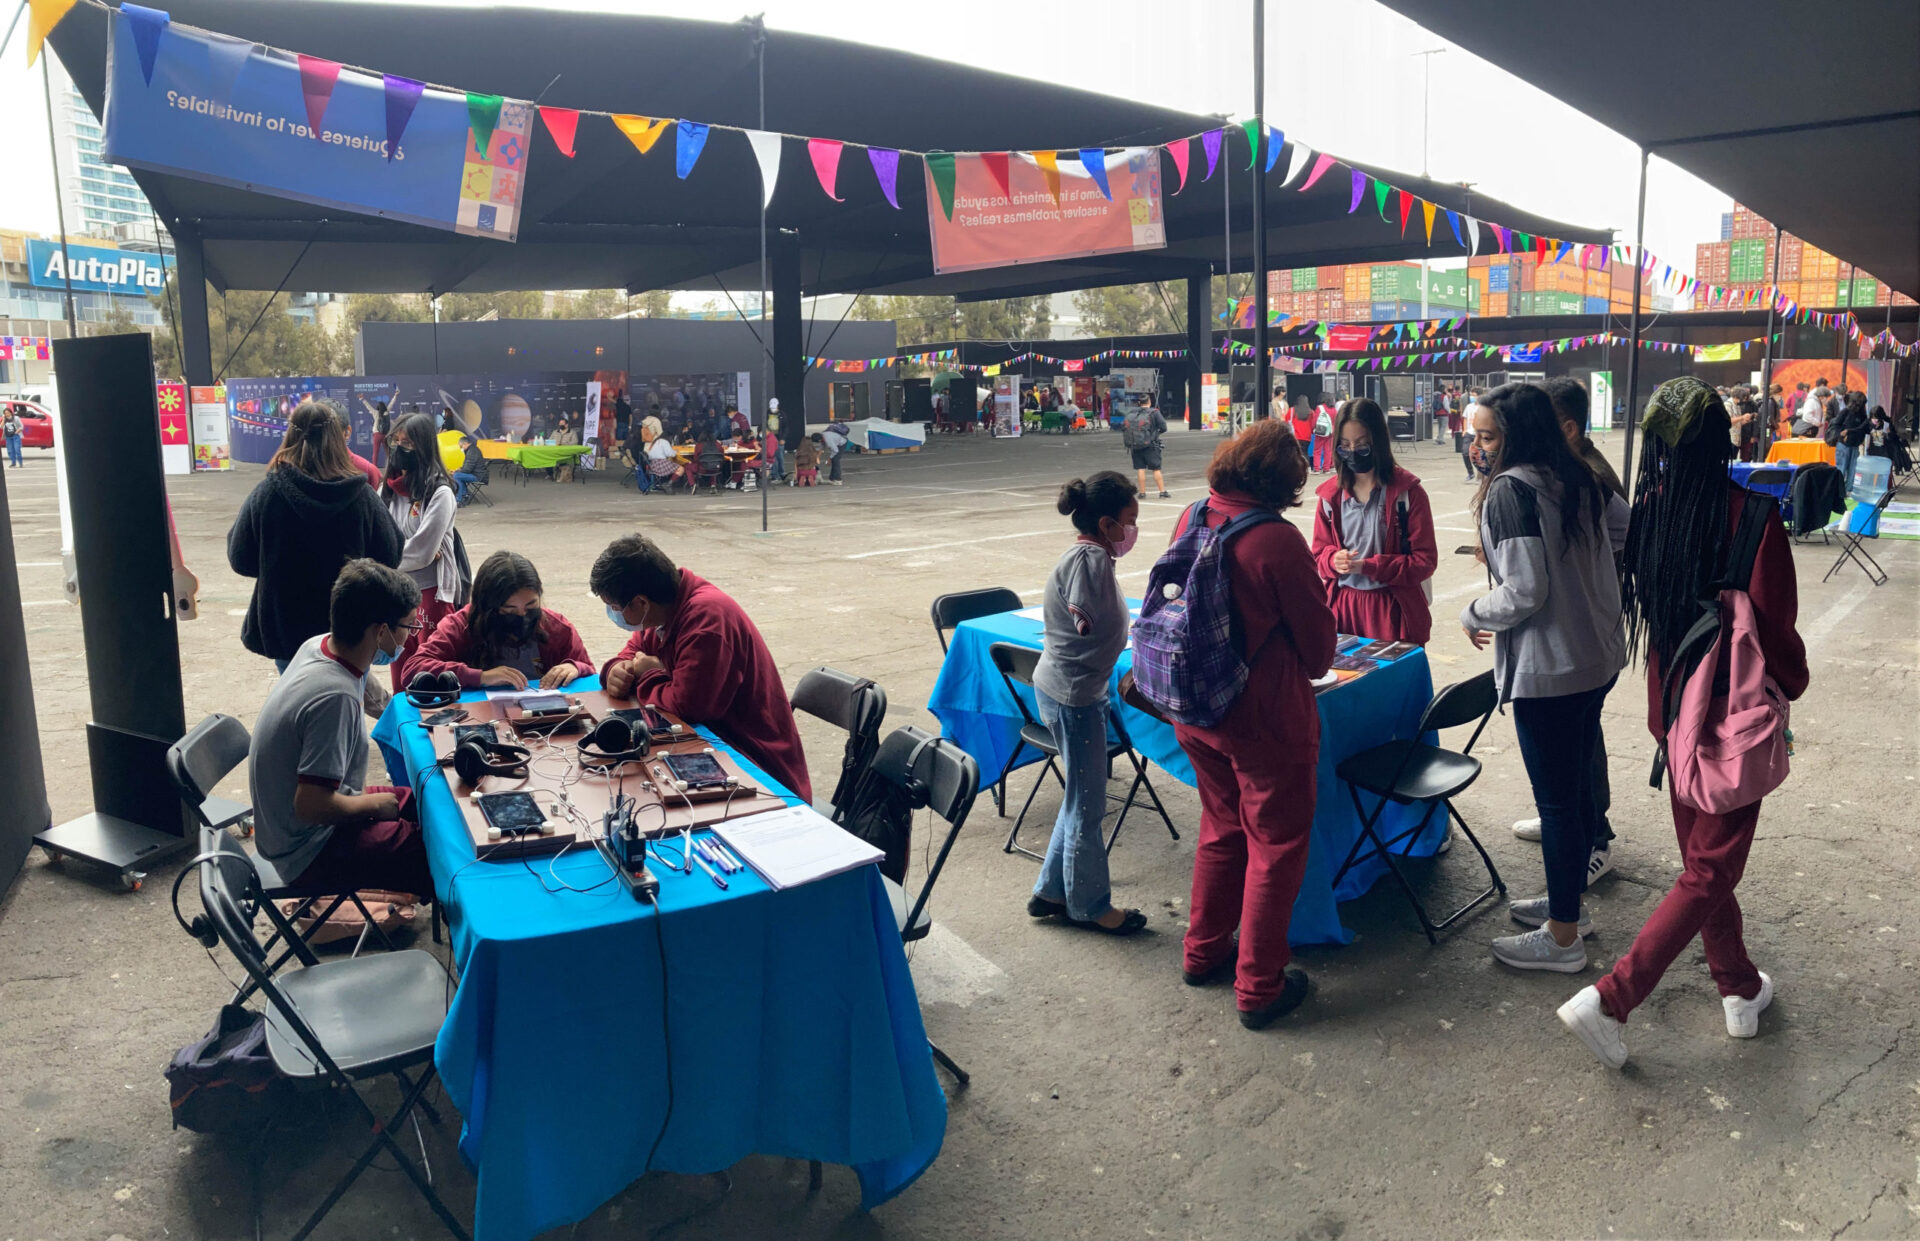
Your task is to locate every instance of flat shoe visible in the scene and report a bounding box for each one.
[1026,894,1067,919]
[1068,908,1147,936]
[1239,968,1311,1029]
[1182,958,1236,987]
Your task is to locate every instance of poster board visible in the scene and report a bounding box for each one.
[992,375,1020,438]
[927,148,1165,275]
[155,382,190,475]
[188,384,230,470]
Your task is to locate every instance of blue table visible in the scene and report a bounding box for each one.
[371,679,945,1241]
[926,609,1443,947]
[1730,461,1796,521]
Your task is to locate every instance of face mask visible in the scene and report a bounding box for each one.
[388,445,415,468]
[607,603,639,633]
[1336,445,1375,474]
[370,625,400,667]
[499,609,540,642]
[1109,523,1140,558]
[1472,447,1493,477]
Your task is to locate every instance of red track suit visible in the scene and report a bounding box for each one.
[1170,491,1338,1012]
[1595,485,1809,1021]
[1308,469,1438,644]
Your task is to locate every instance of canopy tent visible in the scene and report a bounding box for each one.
[1377,0,1919,300]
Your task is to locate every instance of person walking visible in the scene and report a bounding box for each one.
[1025,471,1148,936]
[1309,397,1437,643]
[1123,400,1170,498]
[1557,377,1808,1068]
[1310,402,1336,472]
[381,411,466,689]
[2,407,22,468]
[1462,382,1625,974]
[1168,420,1337,1028]
[1833,390,1871,486]
[228,402,403,673]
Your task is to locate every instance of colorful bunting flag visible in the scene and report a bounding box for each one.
[1034,150,1061,205]
[926,152,957,220]
[745,130,782,206]
[382,75,423,162]
[808,138,844,201]
[1281,142,1311,188]
[1397,190,1414,236]
[26,0,79,66]
[1348,168,1366,214]
[1240,119,1260,170]
[612,115,671,155]
[868,147,900,209]
[675,120,709,179]
[1265,129,1283,173]
[1201,129,1222,181]
[1420,200,1436,246]
[538,105,579,158]
[122,3,169,87]
[1079,149,1112,200]
[202,33,253,105]
[1299,152,1336,191]
[296,55,341,140]
[982,151,1013,201]
[466,93,503,157]
[1166,140,1189,194]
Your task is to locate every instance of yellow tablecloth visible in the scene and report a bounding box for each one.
[1766,439,1835,467]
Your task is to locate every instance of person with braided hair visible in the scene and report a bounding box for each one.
[1557,377,1808,1069]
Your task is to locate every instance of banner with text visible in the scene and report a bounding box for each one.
[103,14,530,241]
[927,149,1165,275]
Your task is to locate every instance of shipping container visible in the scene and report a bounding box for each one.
[1775,281,1800,305]
[1291,267,1317,291]
[1487,264,1511,293]
[1583,297,1609,314]
[1371,302,1399,322]
[1802,281,1836,306]
[1729,239,1767,283]
[1482,292,1508,318]
[1316,265,1343,289]
[1719,212,1732,241]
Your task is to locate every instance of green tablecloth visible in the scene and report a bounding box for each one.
[501,443,591,469]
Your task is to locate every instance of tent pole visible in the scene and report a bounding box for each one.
[755,16,770,533]
[1834,260,1854,396]
[1251,0,1269,421]
[41,57,78,336]
[1619,146,1648,494]
[1759,224,1781,455]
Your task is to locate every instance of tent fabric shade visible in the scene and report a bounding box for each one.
[49,0,1605,299]
[1378,0,1920,299]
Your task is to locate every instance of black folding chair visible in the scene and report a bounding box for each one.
[1332,670,1506,944]
[1823,478,1894,586]
[168,715,403,987]
[867,724,980,1088]
[929,586,1023,655]
[188,839,467,1241]
[987,642,1178,861]
[790,667,888,824]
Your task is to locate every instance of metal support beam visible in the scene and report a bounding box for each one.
[1619,147,1648,495]
[771,232,805,448]
[1187,268,1211,429]
[1760,224,1782,455]
[171,226,214,387]
[1251,0,1270,420]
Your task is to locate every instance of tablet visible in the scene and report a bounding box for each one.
[476,791,547,833]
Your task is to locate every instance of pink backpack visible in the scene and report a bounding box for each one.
[1653,498,1790,813]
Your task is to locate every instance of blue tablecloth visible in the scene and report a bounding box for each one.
[926,609,1442,946]
[371,679,945,1241]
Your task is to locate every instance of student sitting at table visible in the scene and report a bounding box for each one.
[402,550,592,690]
[452,433,486,506]
[249,559,434,897]
[592,533,811,801]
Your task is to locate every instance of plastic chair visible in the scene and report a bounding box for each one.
[1331,669,1506,944]
[929,586,1024,655]
[693,450,726,495]
[986,642,1179,860]
[790,667,888,823]
[187,838,466,1241]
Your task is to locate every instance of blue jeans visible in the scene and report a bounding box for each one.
[1033,688,1113,922]
[273,657,291,674]
[5,434,21,467]
[1511,677,1616,924]
[452,470,478,503]
[1834,441,1859,489]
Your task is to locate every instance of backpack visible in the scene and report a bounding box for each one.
[1651,496,1789,814]
[1122,410,1154,449]
[1130,500,1280,727]
[164,1004,298,1133]
[839,729,944,885]
[1319,488,1433,603]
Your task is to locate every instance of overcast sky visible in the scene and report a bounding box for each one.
[0,0,1733,278]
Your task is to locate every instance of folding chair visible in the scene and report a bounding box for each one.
[692,451,726,495]
[790,667,888,824]
[987,642,1178,861]
[465,458,494,508]
[929,586,1023,655]
[1823,479,1894,586]
[867,724,980,1087]
[1331,669,1506,944]
[188,840,468,1241]
[168,716,403,990]
[1735,465,1794,529]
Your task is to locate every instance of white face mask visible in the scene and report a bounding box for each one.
[606,603,639,633]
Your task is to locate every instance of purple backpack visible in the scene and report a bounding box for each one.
[1130,500,1278,727]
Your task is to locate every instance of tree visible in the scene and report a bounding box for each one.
[1072,282,1186,336]
[631,289,675,318]
[551,289,631,319]
[438,290,546,321]
[852,293,1053,345]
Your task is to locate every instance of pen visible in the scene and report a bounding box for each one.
[696,839,732,873]
[706,839,742,874]
[690,849,728,889]
[712,840,745,872]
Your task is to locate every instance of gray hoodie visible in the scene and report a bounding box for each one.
[1462,464,1625,702]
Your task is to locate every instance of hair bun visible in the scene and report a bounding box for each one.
[1056,478,1087,516]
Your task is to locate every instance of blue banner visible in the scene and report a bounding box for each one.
[102,12,531,241]
[25,239,172,294]
[1506,344,1544,364]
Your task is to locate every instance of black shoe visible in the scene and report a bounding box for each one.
[1158,490,1171,498]
[1238,968,1310,1029]
[1027,894,1066,919]
[1067,908,1148,936]
[1182,958,1236,987]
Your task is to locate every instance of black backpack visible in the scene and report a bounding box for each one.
[837,732,946,885]
[164,1004,297,1133]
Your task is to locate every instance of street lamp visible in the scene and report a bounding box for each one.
[1412,47,1446,320]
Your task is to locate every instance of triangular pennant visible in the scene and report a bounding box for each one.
[1348,168,1366,213]
[538,106,579,158]
[1397,190,1415,236]
[1281,142,1311,188]
[808,138,845,201]
[612,115,671,155]
[122,3,169,86]
[1034,150,1061,205]
[926,152,956,220]
[981,151,1013,201]
[1300,152,1336,191]
[202,33,253,105]
[1201,128,1223,181]
[26,0,79,67]
[1534,234,1551,263]
[675,120,709,179]
[1495,225,1512,252]
[1166,140,1190,194]
[1079,149,1112,200]
[1422,200,1437,245]
[1465,215,1479,257]
[382,75,423,162]
[868,147,901,209]
[1240,119,1260,170]
[1447,210,1464,248]
[1372,178,1391,219]
[466,93,503,156]
[745,130,781,206]
[297,55,341,139]
[1265,129,1283,173]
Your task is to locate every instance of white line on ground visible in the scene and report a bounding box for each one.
[13,560,59,567]
[22,600,66,607]
[846,529,1058,559]
[1802,578,1875,646]
[906,923,1006,1008]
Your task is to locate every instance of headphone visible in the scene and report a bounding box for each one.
[576,716,651,769]
[406,670,461,709]
[452,737,532,786]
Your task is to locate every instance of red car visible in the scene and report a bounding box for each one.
[1,399,54,449]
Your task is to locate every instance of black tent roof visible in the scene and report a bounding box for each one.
[49,0,1606,298]
[1377,0,1920,299]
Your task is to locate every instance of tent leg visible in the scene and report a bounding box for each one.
[1620,145,1648,494]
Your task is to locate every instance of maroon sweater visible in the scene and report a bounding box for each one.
[1308,468,1440,644]
[1172,490,1338,755]
[600,570,812,801]
[402,604,594,688]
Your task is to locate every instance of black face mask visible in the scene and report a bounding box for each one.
[388,445,415,469]
[1336,445,1375,475]
[497,609,541,643]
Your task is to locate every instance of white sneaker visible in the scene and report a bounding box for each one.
[1558,985,1628,1068]
[1492,926,1588,973]
[1509,896,1594,938]
[1586,848,1615,885]
[1723,971,1774,1038]
[1513,817,1542,842]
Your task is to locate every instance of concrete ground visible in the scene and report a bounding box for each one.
[3,423,1918,1241]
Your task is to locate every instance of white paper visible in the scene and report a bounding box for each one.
[484,688,572,710]
[1013,606,1045,621]
[713,805,883,891]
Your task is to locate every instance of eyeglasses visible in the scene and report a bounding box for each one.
[390,620,426,635]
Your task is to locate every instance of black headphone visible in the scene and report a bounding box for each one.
[576,716,651,769]
[453,738,532,786]
[406,670,461,709]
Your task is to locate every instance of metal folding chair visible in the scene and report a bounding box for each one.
[790,667,888,824]
[1332,670,1506,944]
[929,586,1024,655]
[1823,480,1894,586]
[987,642,1178,861]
